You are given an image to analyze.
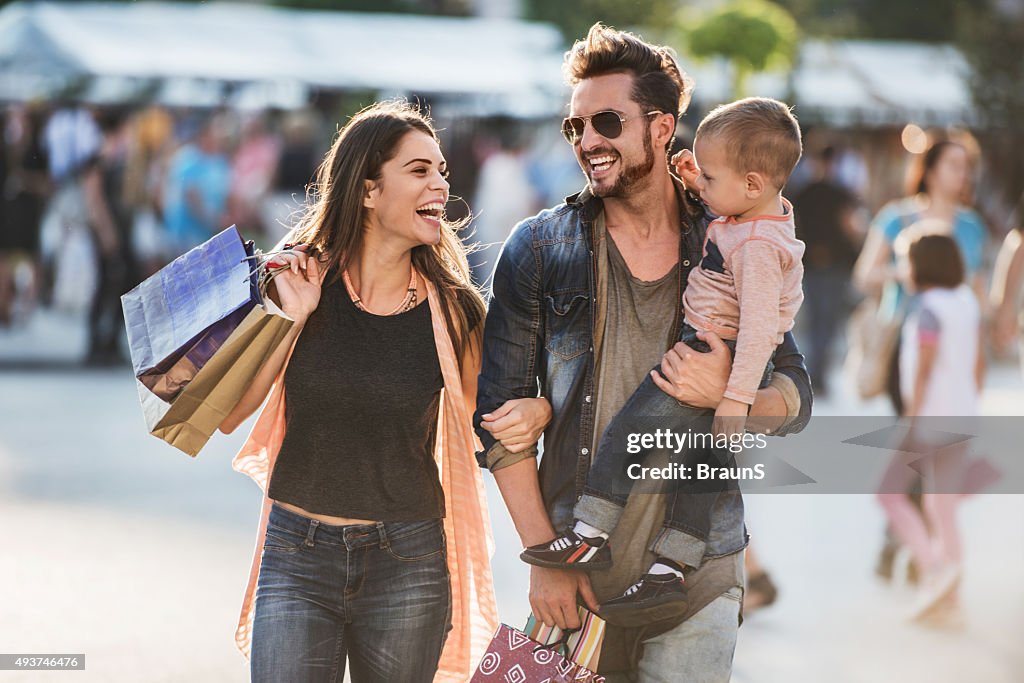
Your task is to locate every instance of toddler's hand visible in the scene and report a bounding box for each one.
[671,149,701,189]
[713,397,749,441]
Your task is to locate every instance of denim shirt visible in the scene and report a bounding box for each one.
[474,180,813,556]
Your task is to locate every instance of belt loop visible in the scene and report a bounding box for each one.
[304,520,319,548]
[376,521,388,550]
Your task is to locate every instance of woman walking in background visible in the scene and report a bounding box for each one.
[853,138,989,583]
[853,139,989,414]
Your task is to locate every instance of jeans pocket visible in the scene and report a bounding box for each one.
[385,520,446,562]
[263,524,304,553]
[721,585,744,603]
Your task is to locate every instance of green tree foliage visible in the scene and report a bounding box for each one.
[772,0,958,42]
[684,0,799,98]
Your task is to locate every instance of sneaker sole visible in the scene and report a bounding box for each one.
[519,550,613,572]
[598,594,689,627]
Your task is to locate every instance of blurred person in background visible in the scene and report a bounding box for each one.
[162,113,231,255]
[228,112,281,239]
[81,109,139,366]
[877,229,983,628]
[219,101,496,683]
[262,108,320,240]
[854,138,989,584]
[990,223,1024,366]
[123,104,175,278]
[854,139,989,414]
[792,144,865,395]
[469,116,540,284]
[43,102,101,187]
[0,104,51,325]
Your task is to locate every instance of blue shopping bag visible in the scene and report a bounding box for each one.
[121,226,260,402]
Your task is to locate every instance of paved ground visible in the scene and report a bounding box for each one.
[1,309,1022,682]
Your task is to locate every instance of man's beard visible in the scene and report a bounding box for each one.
[589,126,656,199]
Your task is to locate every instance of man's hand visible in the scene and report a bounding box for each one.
[713,397,748,440]
[481,397,552,453]
[650,331,730,409]
[529,566,600,630]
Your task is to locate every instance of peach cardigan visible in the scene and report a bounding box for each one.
[230,273,498,681]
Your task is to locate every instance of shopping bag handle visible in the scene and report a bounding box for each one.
[533,626,580,658]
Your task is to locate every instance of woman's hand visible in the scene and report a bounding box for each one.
[480,397,553,453]
[267,245,323,325]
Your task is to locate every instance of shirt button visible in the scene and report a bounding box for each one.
[683,259,691,267]
[581,448,590,455]
[585,395,592,403]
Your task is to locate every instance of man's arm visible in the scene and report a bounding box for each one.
[474,223,543,468]
[651,328,812,435]
[474,223,599,629]
[765,330,813,435]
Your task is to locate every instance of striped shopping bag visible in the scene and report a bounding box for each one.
[524,606,605,672]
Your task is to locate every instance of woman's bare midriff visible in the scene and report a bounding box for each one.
[276,500,377,527]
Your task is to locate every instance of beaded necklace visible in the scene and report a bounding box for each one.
[342,268,418,315]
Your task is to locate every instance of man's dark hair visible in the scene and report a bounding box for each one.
[563,23,694,123]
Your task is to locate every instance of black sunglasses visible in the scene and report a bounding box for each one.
[561,110,663,144]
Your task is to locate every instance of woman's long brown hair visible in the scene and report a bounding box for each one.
[291,101,485,360]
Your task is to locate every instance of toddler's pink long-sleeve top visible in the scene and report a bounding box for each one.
[683,199,805,404]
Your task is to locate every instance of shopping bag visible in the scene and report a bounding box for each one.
[471,623,605,683]
[122,225,260,402]
[136,296,293,456]
[844,296,904,400]
[525,606,605,672]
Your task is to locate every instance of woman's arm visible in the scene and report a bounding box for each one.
[990,229,1024,352]
[852,227,896,297]
[220,250,321,434]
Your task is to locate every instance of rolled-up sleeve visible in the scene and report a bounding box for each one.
[768,330,812,436]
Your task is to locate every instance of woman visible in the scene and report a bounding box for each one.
[854,139,988,414]
[219,101,496,682]
[854,139,988,583]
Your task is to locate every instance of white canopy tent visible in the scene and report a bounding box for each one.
[683,39,975,128]
[0,2,978,127]
[0,1,568,115]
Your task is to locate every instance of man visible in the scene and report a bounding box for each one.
[163,115,231,255]
[792,144,864,395]
[474,24,812,682]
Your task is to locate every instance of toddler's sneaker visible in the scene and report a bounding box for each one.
[520,529,612,571]
[598,573,688,627]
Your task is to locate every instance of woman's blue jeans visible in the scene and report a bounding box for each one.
[251,503,452,683]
